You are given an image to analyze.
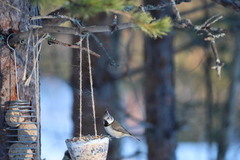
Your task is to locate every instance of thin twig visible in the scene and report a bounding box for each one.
[31,15,79,25]
[86,35,97,136]
[209,39,224,78]
[174,14,225,78]
[209,39,220,61]
[171,0,182,20]
[202,14,223,28]
[47,38,100,58]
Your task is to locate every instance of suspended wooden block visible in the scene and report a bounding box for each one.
[65,135,109,160]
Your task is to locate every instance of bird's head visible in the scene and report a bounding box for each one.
[103,110,114,125]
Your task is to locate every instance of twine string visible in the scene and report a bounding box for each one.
[79,36,83,138]
[33,32,41,158]
[7,33,19,100]
[22,30,32,81]
[86,35,97,136]
[24,32,48,86]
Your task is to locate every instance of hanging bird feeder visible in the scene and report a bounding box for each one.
[4,32,42,159]
[66,135,109,160]
[4,100,40,160]
[65,35,109,160]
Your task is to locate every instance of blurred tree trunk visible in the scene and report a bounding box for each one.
[204,49,214,159]
[144,1,176,160]
[0,1,40,159]
[217,24,240,160]
[70,13,121,160]
[202,2,214,157]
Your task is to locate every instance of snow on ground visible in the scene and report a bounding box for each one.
[176,142,240,160]
[40,76,240,160]
[121,140,240,160]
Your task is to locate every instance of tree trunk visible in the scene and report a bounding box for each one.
[217,24,240,160]
[144,1,176,160]
[202,3,215,158]
[0,1,40,159]
[204,49,214,160]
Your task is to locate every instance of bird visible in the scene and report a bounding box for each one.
[103,110,140,141]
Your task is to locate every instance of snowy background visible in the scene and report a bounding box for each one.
[40,76,240,160]
[41,77,73,160]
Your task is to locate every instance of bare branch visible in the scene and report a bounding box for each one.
[171,0,182,20]
[174,14,226,78]
[31,15,80,26]
[208,39,224,78]
[9,22,136,44]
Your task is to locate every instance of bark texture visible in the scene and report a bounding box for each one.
[204,50,214,147]
[217,24,240,160]
[0,1,39,159]
[144,1,176,160]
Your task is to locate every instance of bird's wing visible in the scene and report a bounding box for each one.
[111,121,132,135]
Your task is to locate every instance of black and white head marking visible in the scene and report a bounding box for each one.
[103,110,114,126]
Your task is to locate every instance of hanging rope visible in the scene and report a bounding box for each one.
[22,30,32,81]
[7,33,19,100]
[33,32,41,158]
[13,45,19,100]
[86,35,97,136]
[24,33,48,86]
[79,36,83,138]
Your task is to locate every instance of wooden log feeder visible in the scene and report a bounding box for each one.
[65,35,110,160]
